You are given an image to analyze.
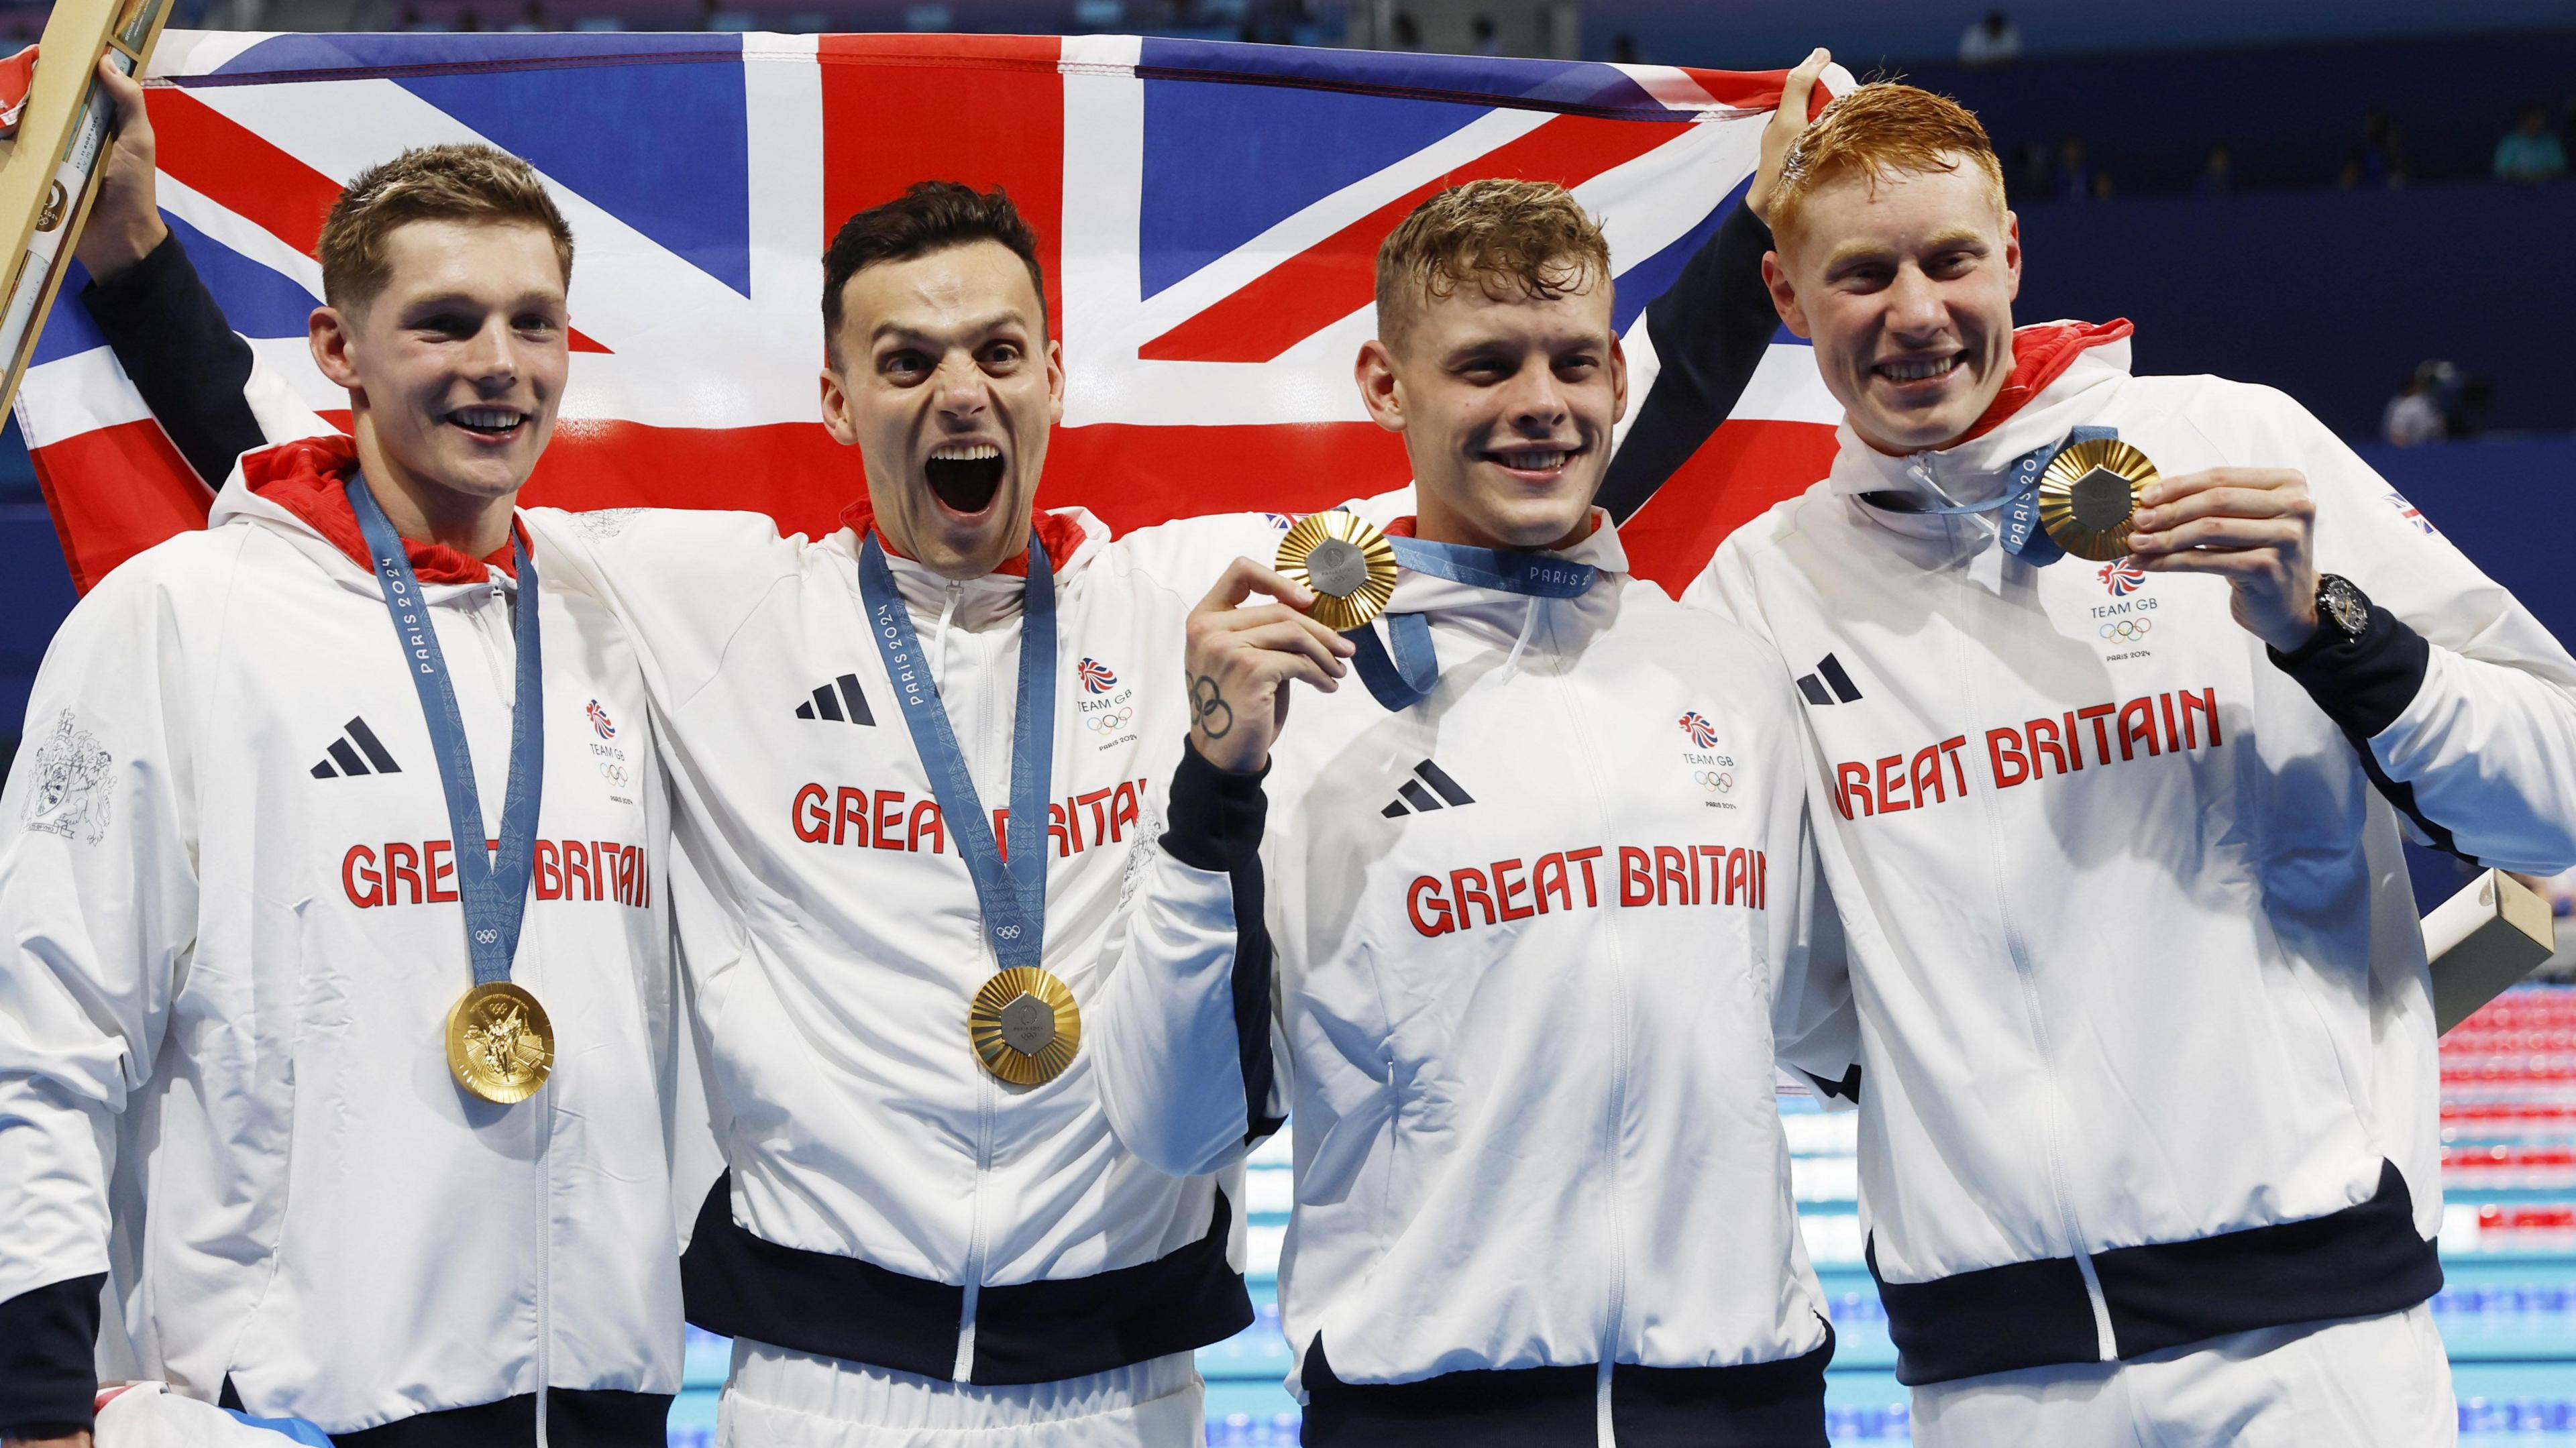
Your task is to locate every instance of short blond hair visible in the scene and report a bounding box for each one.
[1767,83,2008,249]
[318,144,574,313]
[1375,178,1610,353]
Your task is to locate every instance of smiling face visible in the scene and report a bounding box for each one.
[820,239,1063,579]
[1360,265,1625,551]
[311,217,569,508]
[1764,160,2021,454]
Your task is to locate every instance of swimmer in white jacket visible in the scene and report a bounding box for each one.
[1690,82,2576,1444]
[1093,174,1856,1448]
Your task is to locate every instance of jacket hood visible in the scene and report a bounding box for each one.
[215,434,523,584]
[836,498,1105,579]
[1827,319,2135,521]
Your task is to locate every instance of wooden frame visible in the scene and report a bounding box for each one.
[0,0,176,419]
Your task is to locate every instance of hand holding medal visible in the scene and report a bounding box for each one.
[1185,551,1358,773]
[2121,463,2321,652]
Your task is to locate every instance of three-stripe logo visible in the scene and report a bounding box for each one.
[311,717,402,779]
[1794,654,1864,707]
[1381,759,1475,818]
[795,673,876,726]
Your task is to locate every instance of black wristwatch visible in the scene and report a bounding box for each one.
[2313,573,2371,647]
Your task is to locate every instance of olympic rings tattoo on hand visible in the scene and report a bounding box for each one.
[1191,674,1234,740]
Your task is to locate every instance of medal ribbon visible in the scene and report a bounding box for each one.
[347,475,545,987]
[1347,535,1598,712]
[857,531,1057,970]
[1859,425,2118,568]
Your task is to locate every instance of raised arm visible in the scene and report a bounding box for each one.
[71,60,319,496]
[1598,48,1831,522]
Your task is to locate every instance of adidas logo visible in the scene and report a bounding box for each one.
[795,673,876,726]
[1381,759,1475,818]
[311,717,402,779]
[1794,653,1864,707]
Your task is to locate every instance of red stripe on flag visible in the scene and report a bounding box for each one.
[1136,113,1688,366]
[1615,417,1838,590]
[817,35,1066,343]
[30,421,217,593]
[144,85,610,352]
[34,413,1825,600]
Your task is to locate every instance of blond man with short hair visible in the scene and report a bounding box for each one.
[1092,171,1851,1448]
[0,139,684,1448]
[1691,81,2576,1442]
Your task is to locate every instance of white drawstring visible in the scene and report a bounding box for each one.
[1499,594,1542,679]
[929,583,962,688]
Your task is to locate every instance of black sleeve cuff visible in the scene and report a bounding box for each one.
[0,1272,105,1437]
[80,229,264,494]
[1159,741,1268,872]
[2268,603,2430,741]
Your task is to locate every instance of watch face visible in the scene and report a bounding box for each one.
[2322,576,2369,636]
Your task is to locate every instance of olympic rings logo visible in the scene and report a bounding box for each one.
[1693,769,1735,793]
[2098,618,2153,642]
[598,761,631,786]
[1085,708,1135,733]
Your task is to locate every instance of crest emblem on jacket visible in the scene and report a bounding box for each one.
[21,710,113,844]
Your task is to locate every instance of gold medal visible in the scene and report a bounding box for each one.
[1275,512,1398,632]
[2037,437,2159,562]
[969,966,1081,1087]
[445,981,555,1105]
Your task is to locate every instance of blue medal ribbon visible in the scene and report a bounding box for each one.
[1347,531,1599,712]
[857,531,1056,969]
[346,475,545,988]
[1860,425,2120,567]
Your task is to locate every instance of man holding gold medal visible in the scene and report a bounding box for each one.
[1093,165,1854,1448]
[1688,83,2576,1441]
[0,137,686,1445]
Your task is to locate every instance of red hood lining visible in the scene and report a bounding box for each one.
[241,435,525,584]
[1944,319,2134,448]
[837,498,1089,577]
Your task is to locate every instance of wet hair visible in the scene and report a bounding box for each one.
[1374,177,1610,354]
[1766,82,2009,249]
[318,144,572,313]
[821,180,1049,368]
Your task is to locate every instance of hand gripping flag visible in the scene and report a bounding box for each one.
[13,31,1843,594]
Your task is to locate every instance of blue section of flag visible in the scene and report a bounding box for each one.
[1609,178,1745,336]
[399,60,753,297]
[1138,78,1483,302]
[1135,40,1664,118]
[170,210,327,339]
[204,33,753,298]
[32,261,105,368]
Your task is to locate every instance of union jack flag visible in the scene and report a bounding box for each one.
[1076,657,1117,693]
[586,698,616,738]
[2099,558,2147,596]
[15,32,1842,594]
[1678,710,1719,748]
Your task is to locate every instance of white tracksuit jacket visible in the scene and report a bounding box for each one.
[523,504,1271,1387]
[0,449,684,1438]
[1093,507,1850,1443]
[1688,327,2576,1386]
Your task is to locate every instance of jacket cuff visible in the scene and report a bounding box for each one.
[2268,603,2429,742]
[0,1273,105,1437]
[1159,742,1267,871]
